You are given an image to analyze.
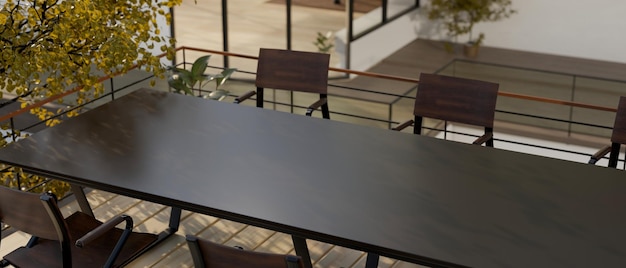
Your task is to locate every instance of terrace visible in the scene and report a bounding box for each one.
[2,1,626,267]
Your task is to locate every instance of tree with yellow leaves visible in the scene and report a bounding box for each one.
[0,0,182,196]
[0,0,181,112]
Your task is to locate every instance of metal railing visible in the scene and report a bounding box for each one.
[1,46,624,194]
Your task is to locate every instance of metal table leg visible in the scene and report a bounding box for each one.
[70,184,94,217]
[365,253,380,268]
[292,236,313,268]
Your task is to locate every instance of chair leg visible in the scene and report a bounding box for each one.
[322,103,330,119]
[256,87,264,108]
[608,143,621,168]
[414,116,423,135]
[486,127,494,147]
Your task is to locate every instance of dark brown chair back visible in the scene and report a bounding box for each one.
[1,186,158,268]
[611,96,626,145]
[411,73,499,146]
[605,96,626,167]
[236,48,331,118]
[0,187,67,241]
[256,48,330,94]
[186,235,304,268]
[414,73,498,129]
[0,186,72,266]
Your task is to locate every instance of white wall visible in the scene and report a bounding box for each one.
[339,0,626,70]
[335,5,421,71]
[419,0,626,64]
[348,11,421,71]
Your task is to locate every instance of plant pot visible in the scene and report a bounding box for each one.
[463,43,480,58]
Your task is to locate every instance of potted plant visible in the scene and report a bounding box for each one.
[427,0,516,57]
[168,55,237,101]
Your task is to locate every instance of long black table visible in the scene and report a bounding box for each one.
[1,88,626,268]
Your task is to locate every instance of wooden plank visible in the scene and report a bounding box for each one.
[2,190,434,268]
[314,245,364,268]
[0,231,30,257]
[150,218,248,267]
[353,255,398,268]
[223,225,276,250]
[392,261,430,268]
[127,210,206,267]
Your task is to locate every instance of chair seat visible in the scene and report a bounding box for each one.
[3,211,158,268]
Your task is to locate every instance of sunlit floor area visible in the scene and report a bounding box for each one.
[173,0,348,72]
[0,189,426,268]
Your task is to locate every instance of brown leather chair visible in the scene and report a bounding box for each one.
[234,48,331,119]
[588,96,626,168]
[186,235,304,268]
[393,73,499,147]
[0,186,157,268]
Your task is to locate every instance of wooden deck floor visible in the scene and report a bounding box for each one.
[1,189,426,268]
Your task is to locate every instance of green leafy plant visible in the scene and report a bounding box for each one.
[168,55,237,101]
[427,0,516,48]
[313,32,334,54]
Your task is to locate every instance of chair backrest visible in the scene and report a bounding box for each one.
[255,48,330,94]
[0,186,67,241]
[603,96,626,168]
[414,73,499,129]
[186,235,304,268]
[611,96,626,144]
[0,186,72,265]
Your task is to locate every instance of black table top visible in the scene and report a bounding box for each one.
[1,88,626,268]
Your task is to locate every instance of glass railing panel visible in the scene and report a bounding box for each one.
[326,94,391,129]
[351,0,383,38]
[570,77,624,137]
[386,0,416,18]
[390,88,415,129]
[438,61,576,133]
[87,69,166,109]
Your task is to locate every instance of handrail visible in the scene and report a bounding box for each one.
[0,51,163,123]
[497,92,616,112]
[0,46,618,125]
[174,47,620,113]
[178,46,422,84]
[455,58,626,84]
[2,45,625,193]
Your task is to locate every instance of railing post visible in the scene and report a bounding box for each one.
[110,77,115,101]
[382,0,388,22]
[9,117,17,143]
[568,75,577,137]
[9,118,21,190]
[286,0,291,51]
[221,0,229,68]
[346,0,353,70]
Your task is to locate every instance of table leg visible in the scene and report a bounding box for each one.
[126,207,181,266]
[365,253,380,268]
[168,207,182,233]
[70,184,94,217]
[155,207,181,241]
[292,236,313,268]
